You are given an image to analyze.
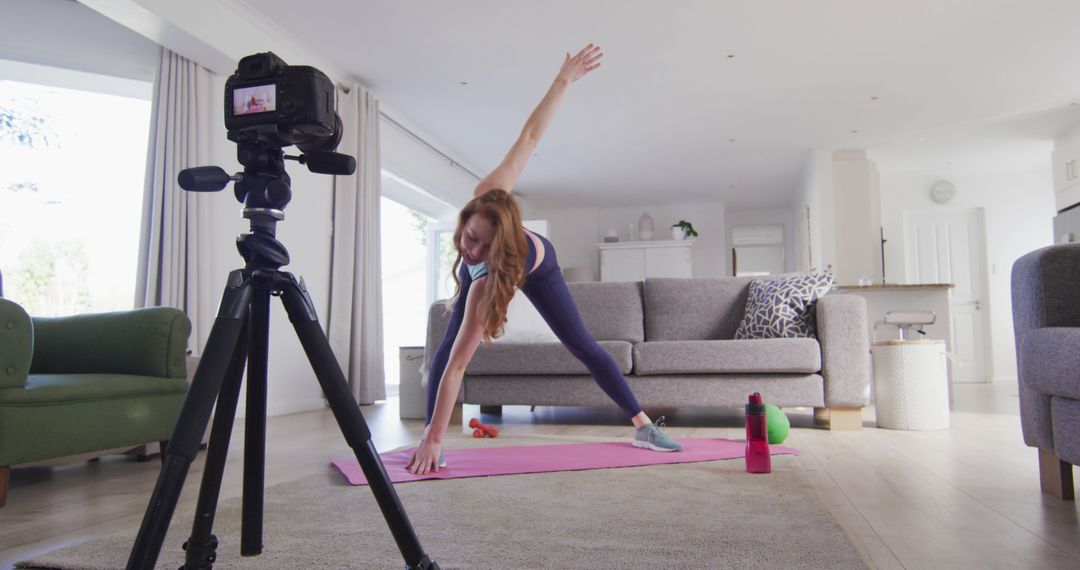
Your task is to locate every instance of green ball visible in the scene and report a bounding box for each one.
[765,403,790,444]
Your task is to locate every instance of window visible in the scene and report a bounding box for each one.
[0,62,151,315]
[428,225,459,304]
[732,224,786,277]
[380,195,431,392]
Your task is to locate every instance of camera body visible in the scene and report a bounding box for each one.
[224,52,336,147]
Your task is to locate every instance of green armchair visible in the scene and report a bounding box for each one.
[0,298,191,507]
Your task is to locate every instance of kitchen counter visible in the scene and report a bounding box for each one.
[834,283,954,290]
[832,283,954,386]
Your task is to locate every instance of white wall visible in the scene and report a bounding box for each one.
[878,168,1056,383]
[793,149,835,273]
[832,150,883,285]
[200,74,336,417]
[528,201,728,280]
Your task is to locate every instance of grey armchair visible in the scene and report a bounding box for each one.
[1011,243,1080,500]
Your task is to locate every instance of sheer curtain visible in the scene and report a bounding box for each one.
[134,47,214,354]
[327,83,385,404]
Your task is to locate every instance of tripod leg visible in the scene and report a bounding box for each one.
[182,320,250,569]
[128,271,254,570]
[241,288,270,556]
[278,275,436,570]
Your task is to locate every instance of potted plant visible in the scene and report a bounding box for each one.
[671,220,698,240]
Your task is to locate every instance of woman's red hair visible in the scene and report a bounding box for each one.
[448,189,528,344]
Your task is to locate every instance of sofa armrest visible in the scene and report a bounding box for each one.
[0,298,33,390]
[30,307,191,379]
[1021,327,1080,400]
[816,294,870,407]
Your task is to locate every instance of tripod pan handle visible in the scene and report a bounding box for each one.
[179,166,235,192]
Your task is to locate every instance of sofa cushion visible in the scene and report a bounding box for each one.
[735,273,835,339]
[467,341,633,375]
[566,282,644,342]
[633,339,821,375]
[0,373,189,405]
[643,277,755,341]
[1021,327,1080,400]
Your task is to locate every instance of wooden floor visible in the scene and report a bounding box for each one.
[1,383,1077,569]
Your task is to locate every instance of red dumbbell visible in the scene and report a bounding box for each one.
[468,417,499,438]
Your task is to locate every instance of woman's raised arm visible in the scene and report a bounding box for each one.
[473,43,603,198]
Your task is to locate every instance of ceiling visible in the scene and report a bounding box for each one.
[244,0,1080,209]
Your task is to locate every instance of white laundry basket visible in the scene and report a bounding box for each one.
[871,339,950,430]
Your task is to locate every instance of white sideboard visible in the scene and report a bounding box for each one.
[597,240,693,282]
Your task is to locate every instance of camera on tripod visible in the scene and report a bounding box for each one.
[132,51,439,570]
[178,52,357,268]
[179,52,355,222]
[225,52,340,153]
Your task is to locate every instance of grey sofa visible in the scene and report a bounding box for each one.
[1012,243,1080,500]
[425,277,870,430]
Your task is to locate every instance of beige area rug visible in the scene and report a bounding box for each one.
[19,436,868,569]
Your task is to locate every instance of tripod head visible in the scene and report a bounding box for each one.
[178,136,354,270]
[176,51,355,271]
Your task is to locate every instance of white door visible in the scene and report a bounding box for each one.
[904,209,990,383]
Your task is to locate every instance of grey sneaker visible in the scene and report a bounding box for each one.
[633,423,683,452]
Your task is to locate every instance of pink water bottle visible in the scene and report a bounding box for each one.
[745,392,771,474]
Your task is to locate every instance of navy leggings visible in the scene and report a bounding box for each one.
[425,232,643,422]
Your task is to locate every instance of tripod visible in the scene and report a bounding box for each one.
[126,143,438,569]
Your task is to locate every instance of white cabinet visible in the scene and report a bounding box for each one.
[1052,132,1080,211]
[1051,145,1075,194]
[598,240,693,282]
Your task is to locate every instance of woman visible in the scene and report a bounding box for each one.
[406,44,682,476]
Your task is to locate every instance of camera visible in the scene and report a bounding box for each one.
[224,51,340,151]
[178,51,355,217]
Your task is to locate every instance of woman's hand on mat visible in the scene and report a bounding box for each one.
[556,43,603,85]
[406,438,443,475]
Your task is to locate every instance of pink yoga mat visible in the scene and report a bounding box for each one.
[331,438,798,485]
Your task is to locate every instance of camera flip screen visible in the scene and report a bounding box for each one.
[233,84,276,115]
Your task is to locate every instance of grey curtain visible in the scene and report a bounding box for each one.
[134,47,213,355]
[327,83,386,404]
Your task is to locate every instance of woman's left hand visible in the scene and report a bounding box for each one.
[405,437,443,475]
[557,43,603,85]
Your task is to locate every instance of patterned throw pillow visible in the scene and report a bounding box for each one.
[734,273,835,339]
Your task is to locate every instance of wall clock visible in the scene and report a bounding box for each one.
[930,180,956,204]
